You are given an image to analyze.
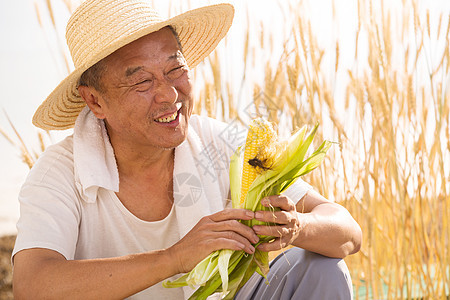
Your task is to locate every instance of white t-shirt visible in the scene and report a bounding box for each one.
[13,108,312,299]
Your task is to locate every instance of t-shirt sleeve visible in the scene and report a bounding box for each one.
[12,143,80,262]
[282,178,313,204]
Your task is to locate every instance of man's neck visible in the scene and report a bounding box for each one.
[109,136,176,222]
[115,144,175,179]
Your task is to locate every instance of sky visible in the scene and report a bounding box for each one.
[0,0,448,236]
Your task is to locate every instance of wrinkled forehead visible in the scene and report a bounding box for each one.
[104,26,182,66]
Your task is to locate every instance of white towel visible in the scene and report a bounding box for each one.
[73,106,119,203]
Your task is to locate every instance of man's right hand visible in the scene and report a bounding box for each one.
[167,209,259,274]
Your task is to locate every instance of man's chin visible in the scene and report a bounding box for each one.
[161,125,189,149]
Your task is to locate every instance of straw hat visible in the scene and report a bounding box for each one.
[32,0,234,130]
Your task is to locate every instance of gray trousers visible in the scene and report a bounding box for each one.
[235,248,353,300]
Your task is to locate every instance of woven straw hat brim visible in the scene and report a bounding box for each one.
[33,3,234,130]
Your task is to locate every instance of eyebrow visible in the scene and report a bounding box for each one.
[125,66,144,77]
[168,52,184,61]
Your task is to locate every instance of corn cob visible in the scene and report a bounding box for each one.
[240,119,277,205]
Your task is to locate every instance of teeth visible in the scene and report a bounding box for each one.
[155,110,178,123]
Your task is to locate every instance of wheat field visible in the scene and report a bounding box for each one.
[1,0,449,299]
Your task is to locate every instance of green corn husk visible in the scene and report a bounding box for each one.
[164,122,332,299]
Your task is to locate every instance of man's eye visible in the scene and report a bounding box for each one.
[135,79,153,91]
[167,66,186,79]
[137,79,152,85]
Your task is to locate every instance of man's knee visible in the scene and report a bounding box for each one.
[301,249,351,280]
[271,248,353,299]
[236,248,353,300]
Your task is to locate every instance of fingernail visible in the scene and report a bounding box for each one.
[246,211,254,218]
[261,198,269,206]
[248,245,255,253]
[253,235,260,243]
[255,212,263,219]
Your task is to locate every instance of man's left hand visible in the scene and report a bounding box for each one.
[252,195,302,252]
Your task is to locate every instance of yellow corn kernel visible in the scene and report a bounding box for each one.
[240,118,277,205]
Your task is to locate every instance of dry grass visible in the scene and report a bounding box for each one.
[0,111,47,169]
[0,236,15,300]
[195,0,450,298]
[1,0,449,299]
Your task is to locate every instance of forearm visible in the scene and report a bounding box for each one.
[13,248,177,299]
[292,202,362,258]
[14,208,259,299]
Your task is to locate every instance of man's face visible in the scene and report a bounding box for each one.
[92,27,193,150]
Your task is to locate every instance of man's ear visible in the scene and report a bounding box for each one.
[78,85,106,119]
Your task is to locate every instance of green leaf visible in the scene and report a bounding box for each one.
[162,273,190,288]
[233,259,259,297]
[222,254,256,300]
[229,146,244,208]
[254,249,270,277]
[188,272,223,300]
[186,251,220,286]
[191,250,247,299]
[279,140,333,192]
[218,249,233,293]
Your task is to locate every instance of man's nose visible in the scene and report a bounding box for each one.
[154,79,178,104]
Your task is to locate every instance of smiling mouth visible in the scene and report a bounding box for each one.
[155,110,178,123]
[154,103,182,123]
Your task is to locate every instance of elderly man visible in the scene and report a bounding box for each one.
[12,0,361,299]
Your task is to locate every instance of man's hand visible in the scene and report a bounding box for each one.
[252,190,362,258]
[252,195,302,252]
[167,209,260,274]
